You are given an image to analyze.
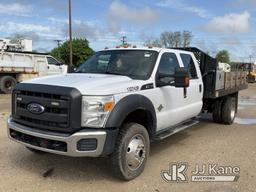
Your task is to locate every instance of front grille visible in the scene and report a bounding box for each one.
[12,83,82,133]
[13,90,70,131]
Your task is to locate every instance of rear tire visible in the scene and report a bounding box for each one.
[0,76,17,94]
[221,97,236,125]
[212,99,223,123]
[110,123,150,181]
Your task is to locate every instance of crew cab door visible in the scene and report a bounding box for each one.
[155,51,203,131]
[46,56,66,75]
[179,53,203,117]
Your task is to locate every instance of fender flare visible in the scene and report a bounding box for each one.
[105,94,157,134]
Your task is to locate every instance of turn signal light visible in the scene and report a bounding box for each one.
[104,102,114,112]
[184,76,190,87]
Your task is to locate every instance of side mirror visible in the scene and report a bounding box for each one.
[156,73,174,87]
[174,67,190,88]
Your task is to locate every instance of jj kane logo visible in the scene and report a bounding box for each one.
[161,163,240,183]
[161,163,188,183]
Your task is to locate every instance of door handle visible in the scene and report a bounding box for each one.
[199,84,202,93]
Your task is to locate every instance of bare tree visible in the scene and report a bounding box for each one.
[160,32,169,47]
[144,38,162,47]
[173,32,182,47]
[182,31,192,47]
[144,31,193,48]
[160,32,176,47]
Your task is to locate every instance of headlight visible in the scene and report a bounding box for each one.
[81,95,115,128]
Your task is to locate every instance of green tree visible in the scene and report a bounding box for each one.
[51,38,94,66]
[216,50,230,63]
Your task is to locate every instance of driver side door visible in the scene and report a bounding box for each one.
[155,52,189,131]
[46,57,64,75]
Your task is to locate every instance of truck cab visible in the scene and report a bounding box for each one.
[7,47,246,180]
[45,56,67,76]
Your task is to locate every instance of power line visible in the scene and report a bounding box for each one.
[120,36,127,46]
[54,40,62,48]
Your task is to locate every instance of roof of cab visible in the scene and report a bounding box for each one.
[99,46,193,55]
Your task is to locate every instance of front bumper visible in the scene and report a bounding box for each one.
[7,117,117,157]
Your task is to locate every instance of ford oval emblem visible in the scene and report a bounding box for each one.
[27,103,45,114]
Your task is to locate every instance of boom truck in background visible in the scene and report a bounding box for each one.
[0,38,67,93]
[7,46,247,180]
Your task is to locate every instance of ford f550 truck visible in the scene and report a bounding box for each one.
[7,47,247,180]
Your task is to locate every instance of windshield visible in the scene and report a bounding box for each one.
[76,50,159,80]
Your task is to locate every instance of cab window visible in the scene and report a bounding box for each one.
[47,57,59,65]
[180,54,198,79]
[157,52,180,84]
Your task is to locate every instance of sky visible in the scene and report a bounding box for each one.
[0,0,256,62]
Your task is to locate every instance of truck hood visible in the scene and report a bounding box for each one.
[24,73,146,95]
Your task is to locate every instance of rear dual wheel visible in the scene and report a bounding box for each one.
[212,96,237,125]
[222,97,236,125]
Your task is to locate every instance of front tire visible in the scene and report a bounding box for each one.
[110,123,150,180]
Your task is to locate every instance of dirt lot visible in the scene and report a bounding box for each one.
[0,85,256,192]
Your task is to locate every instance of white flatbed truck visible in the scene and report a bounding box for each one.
[7,47,247,180]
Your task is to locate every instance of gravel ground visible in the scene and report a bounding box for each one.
[0,84,255,192]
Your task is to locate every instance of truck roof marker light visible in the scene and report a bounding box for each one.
[132,45,137,48]
[148,45,153,49]
[116,46,120,48]
[123,45,129,48]
[104,47,109,50]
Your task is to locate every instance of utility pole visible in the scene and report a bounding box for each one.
[54,40,62,59]
[249,55,252,64]
[121,36,127,46]
[69,0,73,65]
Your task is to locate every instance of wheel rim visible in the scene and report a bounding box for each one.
[126,134,146,171]
[230,100,236,120]
[5,80,13,90]
[230,108,235,120]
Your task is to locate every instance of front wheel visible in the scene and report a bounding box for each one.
[110,123,150,180]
